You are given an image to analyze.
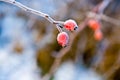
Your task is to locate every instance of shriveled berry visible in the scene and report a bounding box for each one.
[64,19,78,31]
[57,32,69,47]
[88,19,100,31]
[94,30,103,41]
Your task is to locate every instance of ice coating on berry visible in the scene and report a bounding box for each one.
[57,32,69,47]
[88,19,100,31]
[64,19,77,31]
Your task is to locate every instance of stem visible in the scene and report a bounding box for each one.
[56,25,63,32]
[0,0,64,25]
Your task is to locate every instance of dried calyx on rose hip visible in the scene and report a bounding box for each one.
[64,19,78,31]
[88,19,100,31]
[57,32,69,47]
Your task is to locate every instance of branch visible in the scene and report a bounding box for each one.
[0,0,64,25]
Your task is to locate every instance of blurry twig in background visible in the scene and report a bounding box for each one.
[97,0,113,14]
[87,12,120,26]
[26,16,37,30]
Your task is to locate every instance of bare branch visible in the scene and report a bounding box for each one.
[0,0,64,25]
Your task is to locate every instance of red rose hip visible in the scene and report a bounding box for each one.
[94,30,103,41]
[64,19,78,31]
[57,32,69,47]
[88,19,100,31]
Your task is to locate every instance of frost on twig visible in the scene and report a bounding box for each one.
[0,0,64,25]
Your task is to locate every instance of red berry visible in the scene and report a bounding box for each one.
[64,19,78,31]
[57,32,69,47]
[88,19,100,31]
[94,30,103,41]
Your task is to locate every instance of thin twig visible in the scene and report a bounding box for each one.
[0,0,64,25]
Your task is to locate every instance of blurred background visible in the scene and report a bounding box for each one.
[0,0,120,80]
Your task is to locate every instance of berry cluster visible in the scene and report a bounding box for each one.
[88,19,103,41]
[56,19,103,47]
[56,19,78,47]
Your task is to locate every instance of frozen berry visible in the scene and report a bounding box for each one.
[64,19,78,31]
[57,32,69,47]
